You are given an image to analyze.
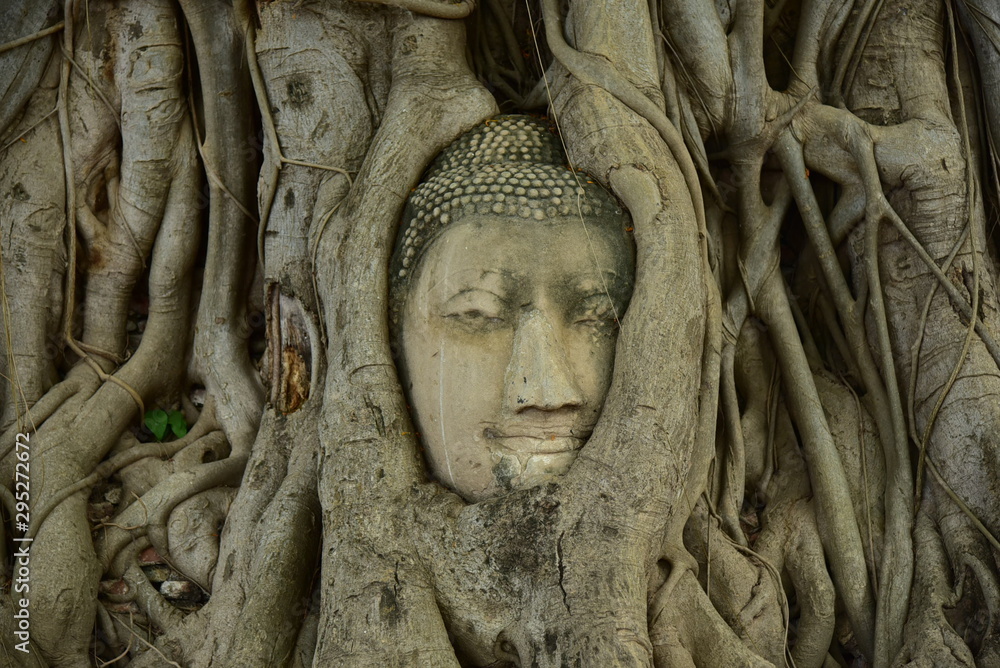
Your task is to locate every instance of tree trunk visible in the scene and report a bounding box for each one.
[2,0,1000,666]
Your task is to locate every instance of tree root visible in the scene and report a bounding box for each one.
[652,571,775,668]
[349,0,475,20]
[893,507,976,667]
[111,537,185,637]
[94,455,246,573]
[180,0,264,460]
[0,376,83,460]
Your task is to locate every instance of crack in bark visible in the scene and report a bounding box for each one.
[364,394,386,437]
[556,530,570,614]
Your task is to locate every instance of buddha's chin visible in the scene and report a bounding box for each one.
[516,449,579,482]
[473,448,580,501]
[442,440,585,502]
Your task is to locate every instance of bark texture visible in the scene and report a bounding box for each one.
[2,0,1000,666]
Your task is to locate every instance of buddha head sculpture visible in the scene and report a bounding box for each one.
[391,116,634,502]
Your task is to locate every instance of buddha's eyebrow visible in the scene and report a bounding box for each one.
[444,286,508,302]
[430,269,508,296]
[573,270,627,291]
[568,272,632,309]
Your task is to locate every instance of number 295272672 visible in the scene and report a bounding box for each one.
[14,433,30,533]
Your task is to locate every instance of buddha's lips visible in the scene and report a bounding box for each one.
[483,426,592,455]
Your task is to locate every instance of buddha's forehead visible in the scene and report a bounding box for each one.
[415,216,632,297]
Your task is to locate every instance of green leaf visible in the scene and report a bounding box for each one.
[145,409,168,441]
[167,410,188,438]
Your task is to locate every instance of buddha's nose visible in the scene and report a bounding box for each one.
[503,309,585,413]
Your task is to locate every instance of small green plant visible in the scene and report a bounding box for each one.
[144,409,188,441]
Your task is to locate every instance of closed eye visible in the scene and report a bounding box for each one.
[440,289,509,330]
[573,294,618,328]
[446,309,505,325]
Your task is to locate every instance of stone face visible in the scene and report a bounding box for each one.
[392,118,634,502]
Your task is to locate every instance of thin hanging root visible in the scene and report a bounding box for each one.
[186,97,257,228]
[842,376,879,592]
[73,339,126,365]
[521,0,622,327]
[831,0,886,104]
[97,636,132,667]
[785,280,822,366]
[716,88,818,164]
[208,0,287,170]
[65,336,145,415]
[59,0,78,346]
[728,541,790,663]
[906,227,972,461]
[861,196,915,668]
[475,27,523,104]
[280,157,352,175]
[658,569,777,668]
[60,46,121,130]
[926,458,1000,552]
[841,117,1000,367]
[913,231,978,503]
[816,295,855,374]
[522,8,628,331]
[701,492,792,664]
[0,21,65,54]
[484,0,530,81]
[659,34,716,139]
[904,1,988,520]
[881,211,997,348]
[912,0,989,506]
[0,105,57,154]
[310,192,345,261]
[98,493,149,533]
[310,200,344,340]
[719,342,747,546]
[97,604,127,662]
